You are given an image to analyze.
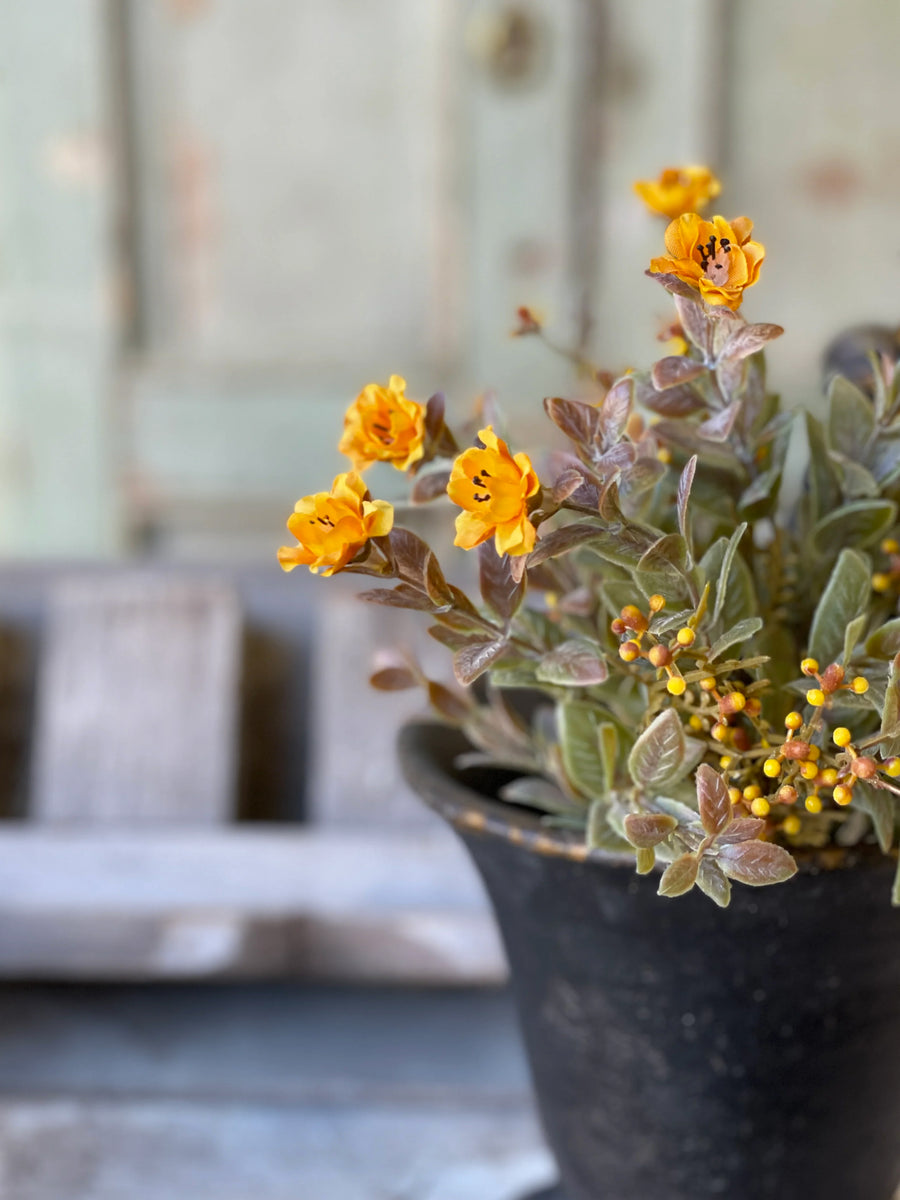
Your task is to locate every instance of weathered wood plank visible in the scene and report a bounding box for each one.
[0,1097,553,1200]
[32,575,242,825]
[0,827,504,983]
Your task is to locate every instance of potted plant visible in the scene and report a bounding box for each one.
[279,167,900,1200]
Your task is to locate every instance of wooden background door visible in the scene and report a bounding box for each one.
[1,1,899,556]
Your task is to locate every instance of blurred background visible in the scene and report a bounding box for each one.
[0,2,898,1197]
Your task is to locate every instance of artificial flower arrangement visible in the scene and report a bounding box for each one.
[280,166,900,908]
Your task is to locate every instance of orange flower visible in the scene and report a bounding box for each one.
[633,166,721,218]
[447,426,540,557]
[339,375,425,472]
[649,213,765,310]
[278,472,393,576]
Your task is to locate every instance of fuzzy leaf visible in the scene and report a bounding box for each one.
[358,584,434,611]
[478,543,525,621]
[645,270,703,302]
[701,523,749,626]
[658,853,699,897]
[805,412,842,521]
[882,653,900,757]
[369,666,418,691]
[809,548,872,665]
[543,396,602,449]
[501,776,577,815]
[718,841,798,887]
[636,846,657,875]
[410,468,452,504]
[453,639,508,686]
[424,392,446,440]
[852,780,896,853]
[536,640,608,687]
[636,379,707,418]
[587,800,633,851]
[716,817,766,845]
[551,468,587,503]
[628,709,686,790]
[828,375,876,463]
[624,812,678,849]
[427,681,471,722]
[698,401,741,442]
[558,702,609,802]
[598,377,632,448]
[719,322,784,363]
[676,456,697,550]
[635,533,691,598]
[597,723,619,795]
[811,500,896,557]
[866,618,900,659]
[389,529,434,588]
[674,294,712,356]
[652,356,707,390]
[707,617,763,662]
[696,859,732,907]
[528,523,606,567]
[842,613,868,664]
[696,764,733,837]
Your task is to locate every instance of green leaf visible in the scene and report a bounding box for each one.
[843,613,868,664]
[707,617,763,662]
[810,500,896,557]
[851,780,896,853]
[597,723,619,795]
[699,523,750,627]
[882,653,900,757]
[500,777,578,815]
[809,548,872,666]
[558,702,610,802]
[623,812,678,848]
[696,858,732,907]
[536,640,608,687]
[587,800,632,851]
[635,533,691,600]
[805,412,842,522]
[658,853,699,897]
[718,841,798,886]
[828,375,875,463]
[866,618,900,660]
[628,709,686,790]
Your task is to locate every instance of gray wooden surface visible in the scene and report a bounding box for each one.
[32,575,242,825]
[0,984,555,1200]
[0,826,504,983]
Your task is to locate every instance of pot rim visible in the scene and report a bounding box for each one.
[398,718,892,876]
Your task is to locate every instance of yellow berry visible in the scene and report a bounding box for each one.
[807,744,821,761]
[832,727,852,748]
[784,711,803,731]
[806,689,826,707]
[728,787,742,805]
[719,755,733,769]
[619,641,641,662]
[882,538,900,555]
[657,447,672,464]
[666,675,687,696]
[782,814,802,836]
[884,758,900,778]
[721,691,746,714]
[743,784,762,801]
[799,760,819,781]
[820,768,838,786]
[711,723,729,742]
[700,676,717,692]
[763,758,782,778]
[648,594,666,612]
[872,572,892,593]
[750,797,771,818]
[688,714,705,732]
[850,676,869,695]
[833,784,853,806]
[777,785,798,805]
[805,794,823,814]
[801,658,819,676]
[676,627,696,647]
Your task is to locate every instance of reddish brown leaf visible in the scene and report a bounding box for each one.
[720,323,784,363]
[698,401,740,442]
[478,543,525,621]
[544,396,602,448]
[716,817,766,845]
[696,764,732,837]
[427,680,471,721]
[410,469,451,504]
[645,270,703,302]
[551,468,587,504]
[718,840,799,886]
[453,638,509,686]
[674,294,712,356]
[598,377,632,448]
[369,666,419,691]
[358,585,433,611]
[652,356,708,391]
[624,812,678,849]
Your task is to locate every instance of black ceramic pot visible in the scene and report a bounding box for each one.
[399,720,900,1200]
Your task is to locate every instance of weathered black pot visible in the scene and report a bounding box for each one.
[399,720,900,1200]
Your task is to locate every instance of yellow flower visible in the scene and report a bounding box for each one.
[649,213,765,311]
[339,375,425,472]
[633,166,721,218]
[447,426,540,557]
[278,472,393,576]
